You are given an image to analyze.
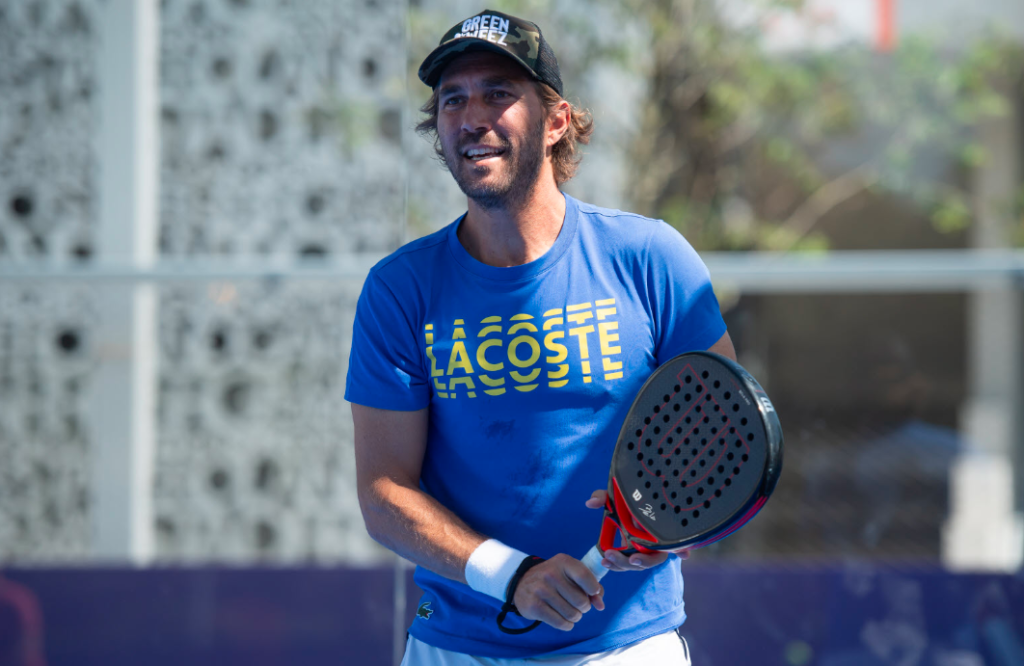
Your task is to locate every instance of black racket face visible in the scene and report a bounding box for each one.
[611,351,782,548]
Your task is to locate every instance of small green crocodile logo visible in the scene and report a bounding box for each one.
[417,602,434,620]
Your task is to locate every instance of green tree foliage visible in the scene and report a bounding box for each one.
[620,0,1024,250]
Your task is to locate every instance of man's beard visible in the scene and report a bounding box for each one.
[442,120,546,210]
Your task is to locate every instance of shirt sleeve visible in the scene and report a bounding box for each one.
[344,270,431,411]
[646,221,728,365]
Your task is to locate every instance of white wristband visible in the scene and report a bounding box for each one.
[464,539,529,602]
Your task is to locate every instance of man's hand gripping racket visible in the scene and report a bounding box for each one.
[498,351,783,634]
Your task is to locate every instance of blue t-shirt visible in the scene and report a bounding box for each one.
[345,194,726,658]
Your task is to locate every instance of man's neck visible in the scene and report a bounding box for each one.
[457,176,567,268]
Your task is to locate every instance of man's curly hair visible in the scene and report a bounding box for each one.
[416,81,594,186]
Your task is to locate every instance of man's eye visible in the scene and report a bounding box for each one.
[492,90,510,99]
[443,96,463,106]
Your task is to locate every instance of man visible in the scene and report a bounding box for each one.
[346,9,736,664]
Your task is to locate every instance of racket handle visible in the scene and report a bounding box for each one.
[581,545,608,582]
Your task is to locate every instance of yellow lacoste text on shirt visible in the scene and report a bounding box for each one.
[423,299,623,399]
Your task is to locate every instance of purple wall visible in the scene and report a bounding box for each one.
[2,564,1023,665]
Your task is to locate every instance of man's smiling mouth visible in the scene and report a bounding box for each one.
[463,147,506,161]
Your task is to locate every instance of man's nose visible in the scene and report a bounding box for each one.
[460,95,491,134]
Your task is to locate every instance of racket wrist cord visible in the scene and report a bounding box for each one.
[496,555,546,634]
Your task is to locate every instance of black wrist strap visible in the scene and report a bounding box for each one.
[496,555,545,635]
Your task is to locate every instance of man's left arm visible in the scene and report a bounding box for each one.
[706,330,737,361]
[588,330,737,571]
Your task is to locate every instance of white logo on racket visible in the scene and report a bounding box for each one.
[632,489,642,501]
[640,504,657,521]
[759,396,775,413]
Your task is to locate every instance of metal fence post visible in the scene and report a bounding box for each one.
[88,0,160,564]
[944,87,1024,571]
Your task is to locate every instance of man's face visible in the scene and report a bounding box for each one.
[435,52,549,209]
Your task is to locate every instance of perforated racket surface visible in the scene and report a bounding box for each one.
[581,351,783,579]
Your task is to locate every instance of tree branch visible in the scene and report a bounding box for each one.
[778,165,879,251]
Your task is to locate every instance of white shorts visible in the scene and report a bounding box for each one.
[400,630,691,666]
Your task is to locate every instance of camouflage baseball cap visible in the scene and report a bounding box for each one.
[418,9,563,95]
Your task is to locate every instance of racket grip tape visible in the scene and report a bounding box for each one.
[581,545,608,582]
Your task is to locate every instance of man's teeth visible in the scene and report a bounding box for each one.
[466,148,503,159]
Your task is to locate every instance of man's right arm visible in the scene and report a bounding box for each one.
[351,402,604,630]
[352,403,483,583]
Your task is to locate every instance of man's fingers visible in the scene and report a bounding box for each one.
[556,570,596,614]
[585,488,607,509]
[544,588,586,623]
[602,549,634,571]
[627,551,669,568]
[561,557,604,598]
[601,549,670,571]
[515,587,582,632]
[600,554,630,572]
[516,598,574,632]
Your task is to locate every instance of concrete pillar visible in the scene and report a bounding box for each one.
[943,88,1024,571]
[88,0,160,563]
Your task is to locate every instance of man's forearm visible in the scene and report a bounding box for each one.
[361,477,486,583]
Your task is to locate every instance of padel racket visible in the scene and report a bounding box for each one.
[579,350,783,580]
[498,351,782,634]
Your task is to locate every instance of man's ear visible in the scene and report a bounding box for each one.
[546,99,571,149]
